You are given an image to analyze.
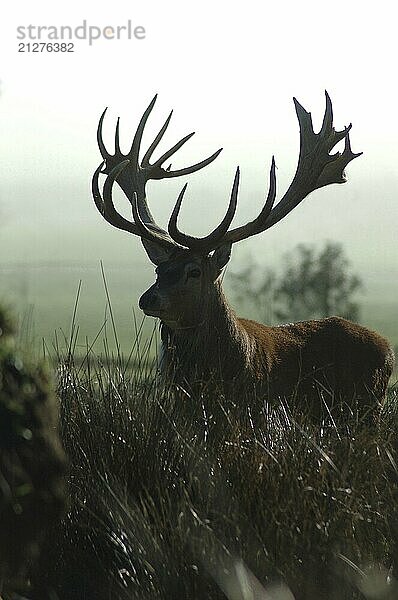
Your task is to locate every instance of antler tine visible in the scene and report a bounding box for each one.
[320,90,333,136]
[97,108,110,160]
[141,110,173,167]
[92,160,177,250]
[114,117,121,155]
[131,192,180,248]
[92,162,106,213]
[128,94,158,168]
[293,96,314,140]
[224,158,277,244]
[162,147,223,178]
[152,132,196,169]
[168,168,240,251]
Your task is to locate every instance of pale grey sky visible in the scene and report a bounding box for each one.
[0,0,397,293]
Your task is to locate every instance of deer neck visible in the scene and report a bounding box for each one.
[159,280,252,382]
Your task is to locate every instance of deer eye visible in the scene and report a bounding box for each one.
[187,268,201,278]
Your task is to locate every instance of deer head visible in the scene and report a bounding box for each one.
[92,93,361,330]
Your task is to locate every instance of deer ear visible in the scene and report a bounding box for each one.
[212,242,233,271]
[141,239,174,265]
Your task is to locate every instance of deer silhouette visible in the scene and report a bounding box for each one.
[92,93,394,419]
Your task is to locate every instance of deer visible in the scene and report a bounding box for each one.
[92,93,394,420]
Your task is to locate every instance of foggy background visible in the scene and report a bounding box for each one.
[0,0,397,351]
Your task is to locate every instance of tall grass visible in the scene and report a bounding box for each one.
[25,314,398,600]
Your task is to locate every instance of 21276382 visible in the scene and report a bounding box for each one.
[18,42,74,52]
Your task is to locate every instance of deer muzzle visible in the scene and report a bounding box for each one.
[139,285,165,317]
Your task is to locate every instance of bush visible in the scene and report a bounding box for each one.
[0,305,67,594]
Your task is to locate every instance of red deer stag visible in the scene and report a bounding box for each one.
[92,93,394,419]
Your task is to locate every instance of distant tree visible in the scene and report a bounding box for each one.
[229,242,363,324]
[228,255,278,324]
[275,242,362,322]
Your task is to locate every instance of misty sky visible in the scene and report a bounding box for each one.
[0,0,397,299]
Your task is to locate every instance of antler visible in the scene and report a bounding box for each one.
[93,95,222,248]
[166,91,362,251]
